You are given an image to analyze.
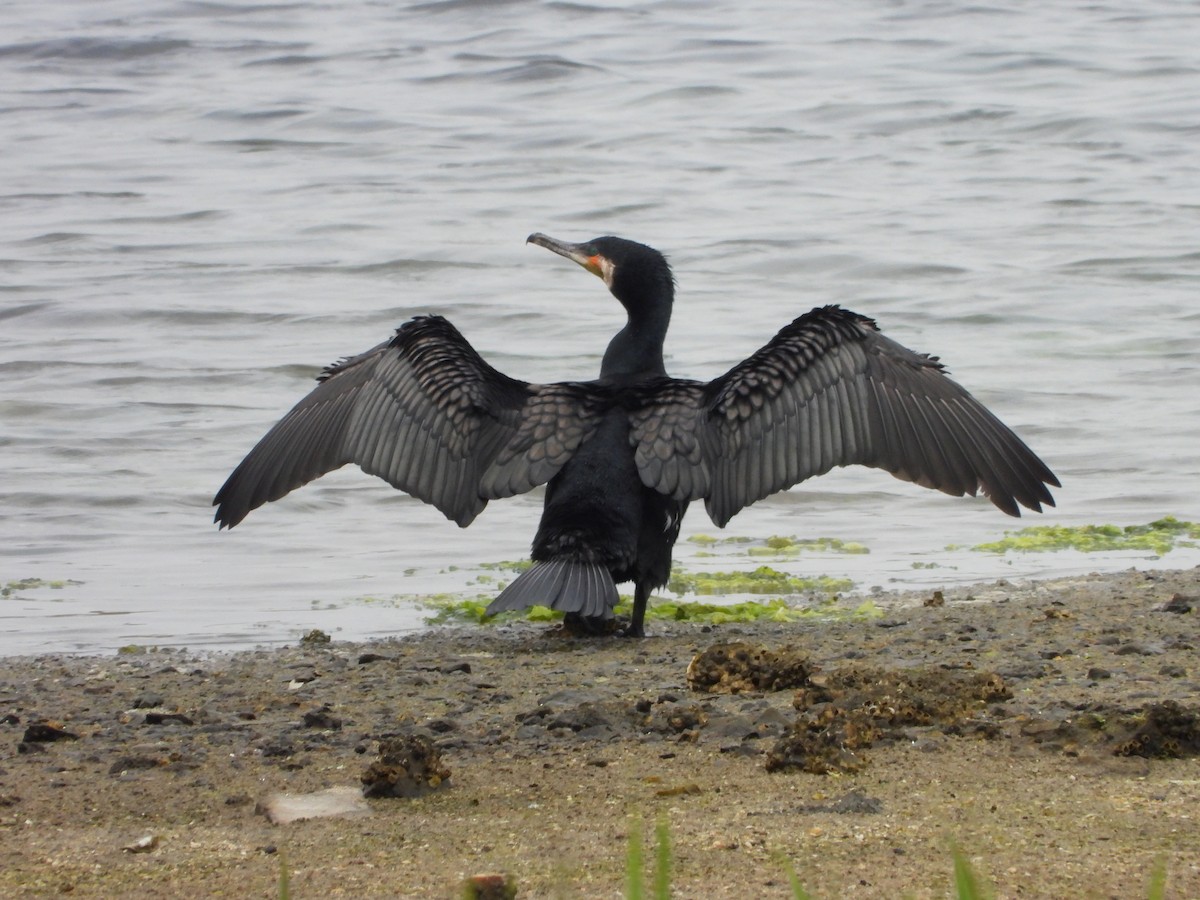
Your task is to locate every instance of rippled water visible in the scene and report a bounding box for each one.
[3,1,1198,654]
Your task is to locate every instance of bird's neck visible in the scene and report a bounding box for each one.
[600,289,672,381]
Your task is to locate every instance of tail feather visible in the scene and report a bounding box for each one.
[486,560,618,619]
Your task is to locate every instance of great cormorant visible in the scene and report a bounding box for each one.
[214,233,1058,636]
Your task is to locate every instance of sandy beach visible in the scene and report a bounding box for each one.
[2,566,1198,898]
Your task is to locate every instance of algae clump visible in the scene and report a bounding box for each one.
[669,565,852,596]
[974,517,1199,555]
[2,578,83,598]
[423,593,875,627]
[746,535,870,557]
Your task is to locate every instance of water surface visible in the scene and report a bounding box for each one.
[2,1,1198,653]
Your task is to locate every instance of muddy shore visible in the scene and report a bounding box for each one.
[2,567,1199,898]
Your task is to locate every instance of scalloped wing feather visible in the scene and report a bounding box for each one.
[213,316,601,529]
[629,305,1058,528]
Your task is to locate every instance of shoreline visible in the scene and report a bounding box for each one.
[2,566,1198,897]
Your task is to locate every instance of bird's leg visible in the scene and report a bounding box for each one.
[623,581,651,638]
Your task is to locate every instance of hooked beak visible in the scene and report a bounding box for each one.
[527,232,605,280]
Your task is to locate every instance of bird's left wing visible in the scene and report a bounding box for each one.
[214,316,602,529]
[629,305,1058,527]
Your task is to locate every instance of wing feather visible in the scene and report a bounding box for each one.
[628,305,1058,527]
[214,316,603,528]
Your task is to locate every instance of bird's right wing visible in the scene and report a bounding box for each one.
[213,316,602,528]
[629,305,1058,527]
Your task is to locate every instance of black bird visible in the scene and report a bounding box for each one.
[214,233,1058,636]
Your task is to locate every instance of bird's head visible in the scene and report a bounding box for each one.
[528,233,674,315]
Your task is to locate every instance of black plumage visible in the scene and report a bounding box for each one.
[214,233,1059,636]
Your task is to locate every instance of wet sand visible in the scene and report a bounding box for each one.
[2,567,1198,898]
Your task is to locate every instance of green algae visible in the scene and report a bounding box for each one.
[669,565,852,596]
[421,593,878,627]
[479,560,533,573]
[420,563,863,626]
[2,578,83,599]
[687,534,869,557]
[422,597,572,625]
[973,517,1199,555]
[687,534,753,545]
[746,535,870,557]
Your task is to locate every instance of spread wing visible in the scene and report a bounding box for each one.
[214,316,602,528]
[629,305,1059,527]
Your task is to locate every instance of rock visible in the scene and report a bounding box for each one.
[143,712,194,726]
[686,642,813,694]
[22,723,79,743]
[361,735,451,799]
[301,706,343,730]
[122,835,159,854]
[1159,594,1193,614]
[800,788,883,815]
[109,755,161,775]
[1114,643,1162,657]
[257,786,369,825]
[1112,701,1200,759]
[463,873,516,899]
[545,702,620,734]
[259,739,295,759]
[767,665,1011,775]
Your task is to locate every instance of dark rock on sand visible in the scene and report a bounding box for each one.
[361,734,451,799]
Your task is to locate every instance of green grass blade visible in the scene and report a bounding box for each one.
[653,814,671,900]
[952,847,988,900]
[278,850,290,900]
[626,819,644,900]
[1147,856,1167,900]
[774,854,813,900]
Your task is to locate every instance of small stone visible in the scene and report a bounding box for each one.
[22,723,79,743]
[687,642,812,694]
[109,755,160,775]
[1039,649,1072,660]
[122,835,159,854]
[361,735,451,799]
[799,788,883,815]
[463,873,516,900]
[1114,643,1161,657]
[143,712,194,726]
[1160,594,1193,614]
[257,786,369,825]
[302,706,343,730]
[260,740,295,759]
